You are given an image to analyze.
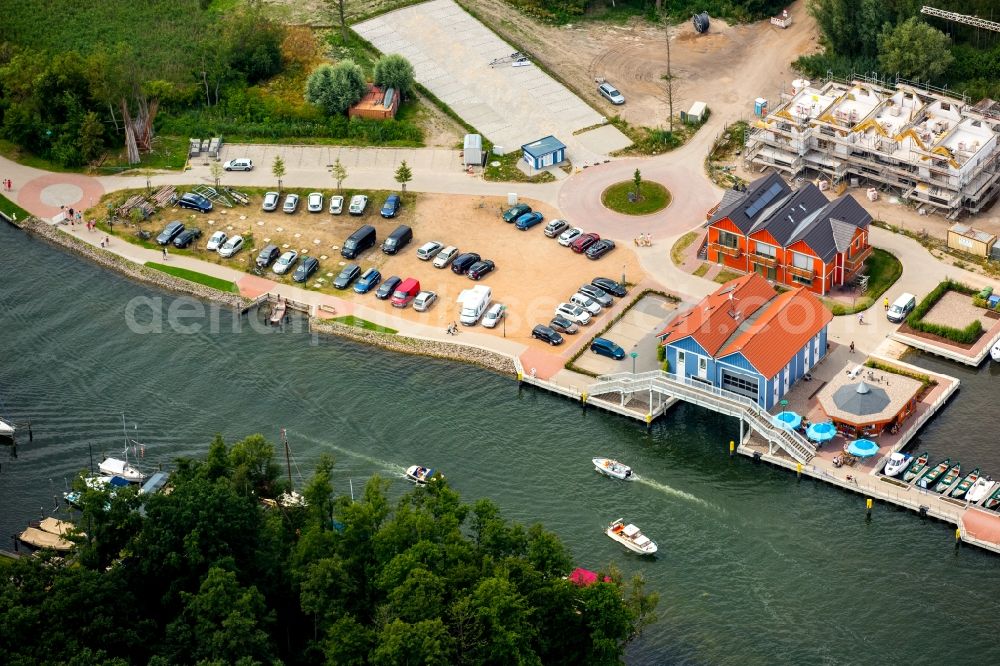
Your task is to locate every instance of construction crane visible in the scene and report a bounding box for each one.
[921,6,1000,33]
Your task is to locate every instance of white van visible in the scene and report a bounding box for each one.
[887,293,916,323]
[458,285,492,326]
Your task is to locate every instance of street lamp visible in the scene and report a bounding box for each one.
[630,351,638,375]
[621,263,626,288]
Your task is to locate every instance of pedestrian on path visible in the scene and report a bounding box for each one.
[103,236,110,247]
[162,247,168,260]
[849,341,855,353]
[857,312,865,325]
[884,297,889,311]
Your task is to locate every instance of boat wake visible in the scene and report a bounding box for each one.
[632,474,715,509]
[286,431,407,477]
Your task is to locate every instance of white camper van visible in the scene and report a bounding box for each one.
[458,285,492,326]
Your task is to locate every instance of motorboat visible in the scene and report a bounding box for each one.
[593,457,633,480]
[63,475,130,508]
[0,417,14,438]
[99,457,147,483]
[991,340,1000,362]
[916,458,949,489]
[883,452,912,478]
[967,477,996,504]
[405,465,439,485]
[950,468,980,500]
[18,518,81,552]
[984,485,1000,511]
[933,462,961,494]
[902,452,929,483]
[605,518,657,555]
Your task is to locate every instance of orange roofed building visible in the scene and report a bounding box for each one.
[657,272,833,409]
[705,172,872,295]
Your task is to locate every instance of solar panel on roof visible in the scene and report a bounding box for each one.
[745,183,784,219]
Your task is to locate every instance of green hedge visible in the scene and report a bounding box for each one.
[906,280,984,344]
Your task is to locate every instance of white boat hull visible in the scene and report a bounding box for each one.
[605,519,657,555]
[593,457,633,480]
[0,418,14,437]
[98,457,146,483]
[992,342,1000,363]
[405,465,437,485]
[968,479,996,504]
[883,453,911,478]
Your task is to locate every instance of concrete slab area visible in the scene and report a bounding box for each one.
[574,293,678,375]
[353,0,629,164]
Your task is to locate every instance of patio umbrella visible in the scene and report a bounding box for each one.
[847,439,880,458]
[773,411,802,430]
[806,421,837,443]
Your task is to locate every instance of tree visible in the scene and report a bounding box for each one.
[222,0,284,85]
[305,61,367,116]
[229,433,281,498]
[325,0,349,43]
[633,168,642,199]
[77,111,105,163]
[374,54,416,98]
[272,155,286,191]
[209,160,223,188]
[395,160,412,193]
[878,17,955,82]
[331,157,348,191]
[662,16,680,133]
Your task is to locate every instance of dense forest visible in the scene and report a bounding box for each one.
[0,434,658,665]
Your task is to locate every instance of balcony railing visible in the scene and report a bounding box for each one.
[786,264,815,280]
[844,245,873,273]
[749,252,778,268]
[709,242,742,258]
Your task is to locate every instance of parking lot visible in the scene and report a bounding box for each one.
[572,293,678,375]
[353,0,630,163]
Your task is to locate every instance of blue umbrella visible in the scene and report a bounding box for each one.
[773,411,802,430]
[806,421,837,443]
[848,439,880,458]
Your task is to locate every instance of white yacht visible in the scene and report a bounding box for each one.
[99,457,147,483]
[605,518,657,555]
[883,452,912,478]
[968,477,996,504]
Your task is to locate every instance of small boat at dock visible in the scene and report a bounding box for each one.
[18,518,81,552]
[984,485,1000,511]
[883,452,912,478]
[405,465,439,485]
[950,468,980,500]
[269,298,287,325]
[902,453,929,483]
[593,458,633,480]
[63,475,130,508]
[916,458,950,489]
[605,518,657,555]
[0,417,14,438]
[934,462,961,493]
[967,477,995,504]
[99,457,147,483]
[991,340,1000,362]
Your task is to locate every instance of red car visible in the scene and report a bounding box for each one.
[571,233,601,254]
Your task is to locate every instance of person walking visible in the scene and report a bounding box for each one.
[884,297,889,311]
[162,247,167,260]
[857,312,865,325]
[849,341,855,353]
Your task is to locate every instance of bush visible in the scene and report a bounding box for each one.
[906,280,984,344]
[305,61,367,115]
[373,54,415,97]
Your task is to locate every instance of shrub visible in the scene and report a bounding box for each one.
[305,61,367,115]
[374,54,415,97]
[906,280,984,344]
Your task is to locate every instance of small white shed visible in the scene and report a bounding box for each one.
[463,134,483,166]
[682,101,708,124]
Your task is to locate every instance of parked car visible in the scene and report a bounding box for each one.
[156,221,185,245]
[591,277,628,298]
[482,303,505,329]
[329,195,344,214]
[282,193,299,213]
[502,203,531,223]
[349,195,368,215]
[376,276,402,300]
[887,293,917,323]
[354,268,382,294]
[578,284,613,307]
[598,81,625,105]
[380,194,402,218]
[571,233,600,253]
[172,228,202,248]
[558,227,583,247]
[467,259,495,280]
[292,257,319,283]
[451,252,480,275]
[256,244,280,268]
[433,246,459,268]
[390,277,421,308]
[586,239,616,260]
[591,337,626,360]
[206,230,228,251]
[549,315,579,335]
[554,302,591,325]
[177,192,213,213]
[531,324,564,346]
[416,241,443,260]
[307,192,324,213]
[273,250,299,275]
[382,225,413,254]
[514,211,544,230]
[333,264,361,289]
[544,219,569,238]
[218,235,244,258]
[223,158,253,171]
[413,290,438,312]
[570,293,602,315]
[262,191,280,212]
[341,225,377,259]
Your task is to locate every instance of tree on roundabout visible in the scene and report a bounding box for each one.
[602,168,671,216]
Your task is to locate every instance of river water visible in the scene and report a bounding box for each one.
[2,221,999,664]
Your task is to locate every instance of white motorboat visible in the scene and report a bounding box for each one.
[967,477,996,504]
[405,465,439,485]
[883,452,912,478]
[99,457,147,483]
[605,518,657,555]
[593,457,633,480]
[992,340,1000,362]
[0,417,14,438]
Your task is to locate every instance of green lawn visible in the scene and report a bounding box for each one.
[824,248,903,315]
[601,180,671,215]
[483,151,555,183]
[328,315,398,334]
[692,263,710,277]
[145,262,239,294]
[0,193,30,221]
[670,231,699,265]
[713,269,744,284]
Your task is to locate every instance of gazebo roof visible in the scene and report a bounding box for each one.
[818,364,922,425]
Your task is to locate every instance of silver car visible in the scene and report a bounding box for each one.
[433,245,459,268]
[349,195,368,215]
[272,250,299,275]
[544,219,569,238]
[329,195,344,214]
[555,302,591,325]
[206,230,228,251]
[570,293,602,315]
[482,303,505,329]
[413,290,438,312]
[417,241,443,261]
[558,227,583,247]
[307,192,324,213]
[599,82,625,105]
[218,235,244,258]
[262,191,280,212]
[578,284,613,307]
[283,194,299,213]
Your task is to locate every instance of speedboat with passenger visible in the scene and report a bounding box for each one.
[593,458,633,480]
[883,452,912,478]
[605,518,657,555]
[404,465,439,485]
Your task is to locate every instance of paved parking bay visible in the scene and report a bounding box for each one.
[353,0,630,164]
[574,293,678,376]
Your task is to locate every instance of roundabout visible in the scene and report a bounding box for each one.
[601,180,671,216]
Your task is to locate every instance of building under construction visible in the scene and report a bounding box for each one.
[744,77,1000,219]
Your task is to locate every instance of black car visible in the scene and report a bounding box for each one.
[466,259,495,280]
[172,227,202,248]
[380,194,402,218]
[375,276,402,300]
[333,263,361,289]
[591,277,627,297]
[502,203,531,223]
[531,324,564,346]
[256,244,281,268]
[156,221,185,245]
[292,257,320,283]
[586,239,616,260]
[451,252,481,275]
[177,192,213,213]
